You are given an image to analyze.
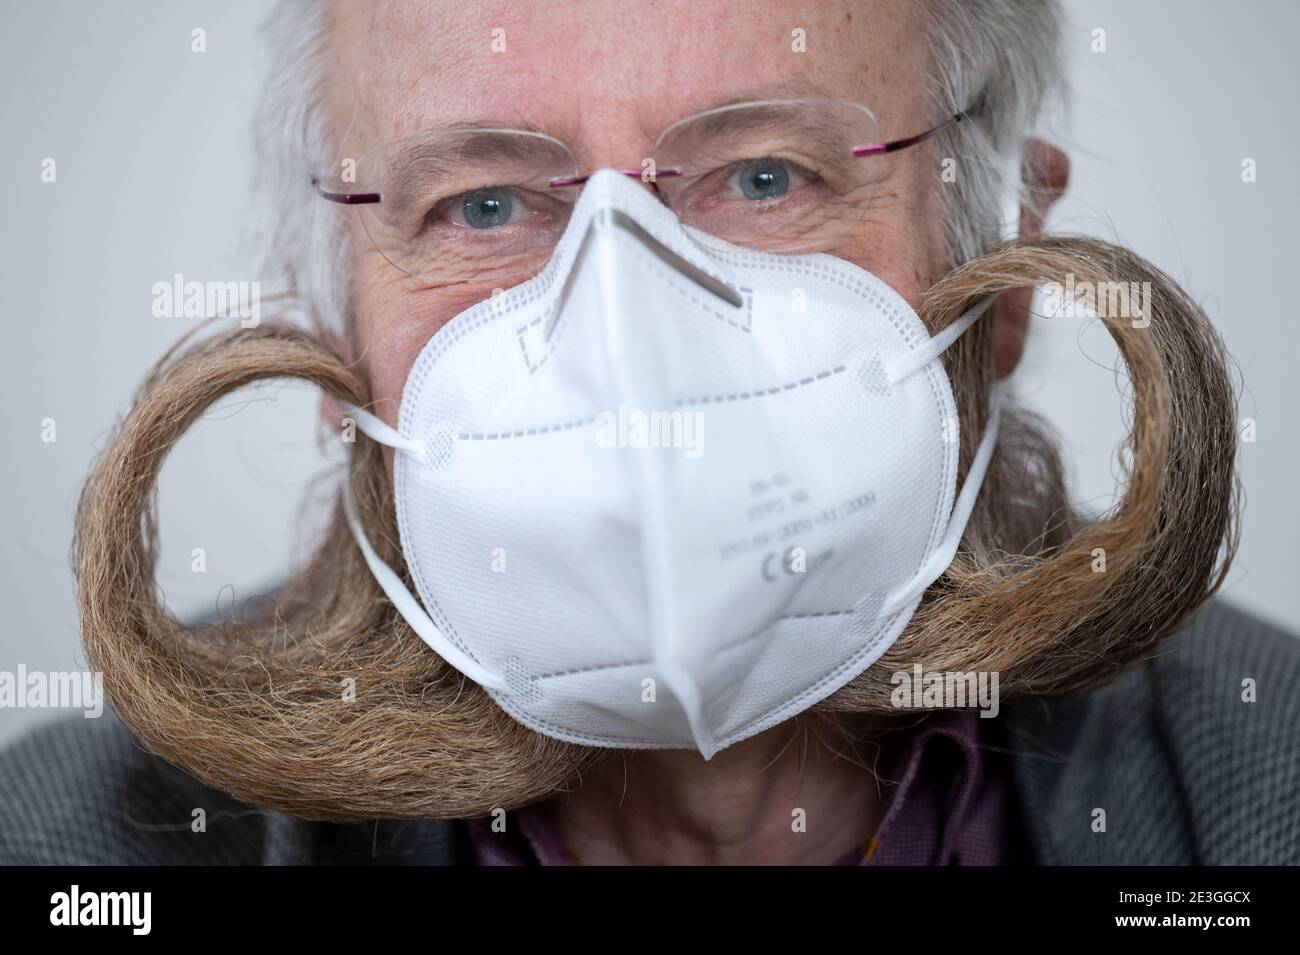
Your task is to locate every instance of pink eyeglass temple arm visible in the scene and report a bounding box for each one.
[312,176,381,205]
[851,111,966,156]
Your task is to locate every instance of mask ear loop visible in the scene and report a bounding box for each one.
[338,403,429,462]
[881,293,1001,618]
[337,400,507,691]
[886,293,998,384]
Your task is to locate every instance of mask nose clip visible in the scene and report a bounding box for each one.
[595,207,746,308]
[541,169,748,340]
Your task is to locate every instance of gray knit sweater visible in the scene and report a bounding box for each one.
[1,599,1296,864]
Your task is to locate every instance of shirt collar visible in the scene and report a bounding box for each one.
[466,708,1012,866]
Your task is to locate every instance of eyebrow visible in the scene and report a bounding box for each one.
[655,102,855,156]
[378,126,568,212]
[701,78,843,109]
[387,125,559,176]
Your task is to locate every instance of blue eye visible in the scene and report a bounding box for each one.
[460,189,515,228]
[735,160,791,200]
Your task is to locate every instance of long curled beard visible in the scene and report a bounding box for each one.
[75,236,1238,820]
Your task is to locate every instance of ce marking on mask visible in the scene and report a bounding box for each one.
[761,546,835,582]
[719,471,876,579]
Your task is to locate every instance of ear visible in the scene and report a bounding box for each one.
[319,328,358,428]
[991,138,1070,378]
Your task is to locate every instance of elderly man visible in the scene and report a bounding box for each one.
[1,0,1296,867]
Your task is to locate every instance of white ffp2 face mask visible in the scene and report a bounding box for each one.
[342,169,1000,759]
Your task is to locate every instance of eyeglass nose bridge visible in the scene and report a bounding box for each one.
[548,167,683,189]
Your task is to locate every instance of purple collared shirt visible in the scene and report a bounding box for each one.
[466,708,1020,865]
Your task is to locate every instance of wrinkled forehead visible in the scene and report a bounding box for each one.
[324,0,931,159]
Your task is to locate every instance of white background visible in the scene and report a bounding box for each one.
[1,0,1296,745]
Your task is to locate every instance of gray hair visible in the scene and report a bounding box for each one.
[250,0,1066,334]
[249,0,348,336]
[917,0,1067,266]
